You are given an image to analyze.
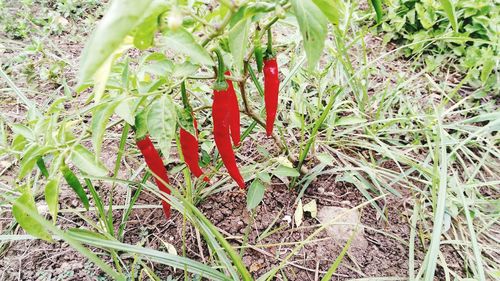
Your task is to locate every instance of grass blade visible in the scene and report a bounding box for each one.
[68,230,230,281]
[423,112,448,280]
[321,227,356,281]
[438,0,458,31]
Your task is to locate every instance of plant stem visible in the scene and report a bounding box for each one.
[239,61,307,174]
[201,11,233,47]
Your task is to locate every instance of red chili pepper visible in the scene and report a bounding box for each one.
[136,135,171,219]
[225,70,241,147]
[264,29,280,136]
[179,81,209,182]
[263,57,279,136]
[212,50,245,189]
[180,118,209,182]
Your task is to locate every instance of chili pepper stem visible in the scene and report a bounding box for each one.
[213,49,228,90]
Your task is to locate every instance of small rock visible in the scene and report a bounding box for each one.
[282,215,291,224]
[317,206,368,251]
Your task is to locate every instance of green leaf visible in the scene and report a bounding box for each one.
[91,42,132,103]
[12,187,52,241]
[312,0,345,25]
[11,124,35,141]
[147,95,177,160]
[70,145,108,177]
[415,3,435,30]
[163,27,214,66]
[439,0,457,31]
[316,153,335,165]
[115,98,136,126]
[247,179,265,210]
[62,166,90,210]
[303,199,317,218]
[463,112,500,124]
[272,165,300,177]
[291,0,328,70]
[257,172,272,184]
[91,102,119,157]
[177,107,196,136]
[11,134,27,151]
[335,116,367,126]
[370,0,383,24]
[67,230,230,281]
[44,178,60,223]
[19,145,52,179]
[79,0,156,82]
[172,61,199,78]
[133,11,162,50]
[480,58,494,82]
[228,18,250,74]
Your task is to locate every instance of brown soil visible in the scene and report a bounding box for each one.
[0,172,461,280]
[1,160,464,280]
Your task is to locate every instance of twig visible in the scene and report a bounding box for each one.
[239,62,308,174]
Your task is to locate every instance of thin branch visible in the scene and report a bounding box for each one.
[238,62,308,174]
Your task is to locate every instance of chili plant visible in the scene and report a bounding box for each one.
[2,0,352,279]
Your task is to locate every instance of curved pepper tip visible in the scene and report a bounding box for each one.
[236,178,246,189]
[266,128,273,137]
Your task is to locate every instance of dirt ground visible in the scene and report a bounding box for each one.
[0,134,464,280]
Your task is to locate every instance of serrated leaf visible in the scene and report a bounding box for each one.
[163,27,214,66]
[291,0,328,70]
[312,0,345,25]
[294,199,303,227]
[147,95,177,160]
[228,18,250,74]
[247,179,265,210]
[79,0,156,82]
[303,199,317,218]
[91,102,119,157]
[272,165,300,177]
[45,178,60,223]
[12,187,52,241]
[70,145,108,177]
